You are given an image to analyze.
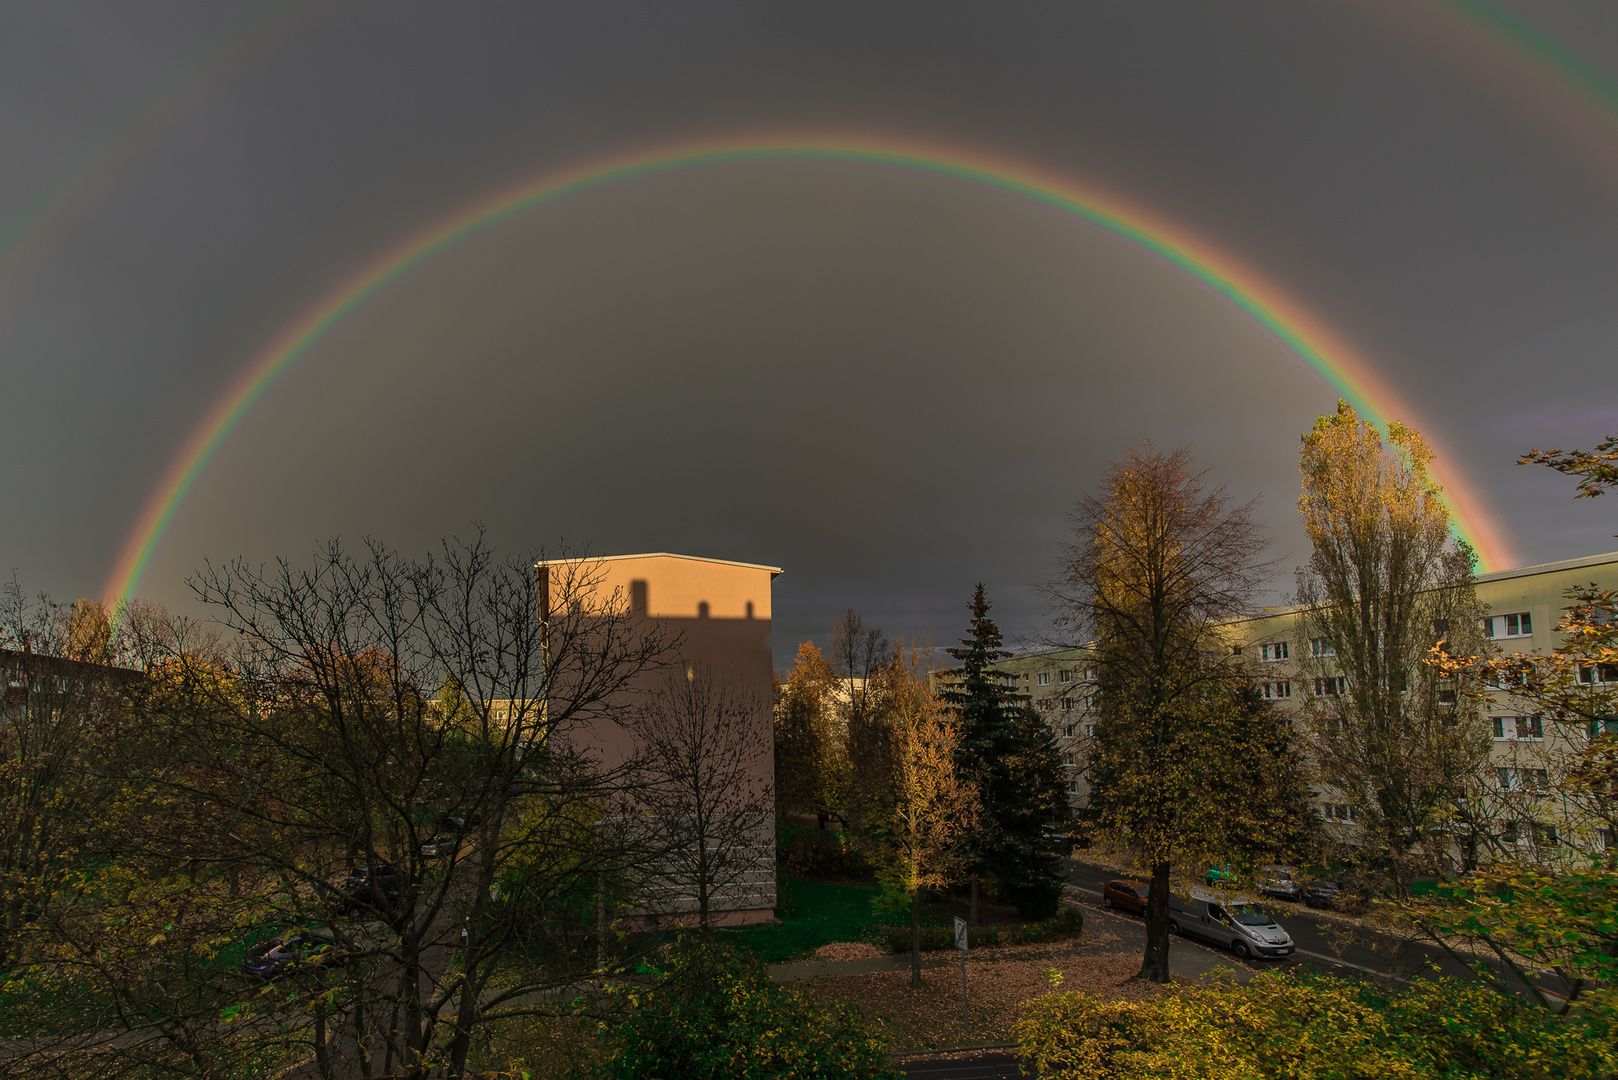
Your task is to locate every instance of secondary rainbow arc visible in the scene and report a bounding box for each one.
[103,136,1515,605]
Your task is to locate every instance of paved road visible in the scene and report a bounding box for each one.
[1067,860,1565,1000]
[898,1049,1029,1079]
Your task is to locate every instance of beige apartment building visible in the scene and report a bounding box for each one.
[535,551,781,926]
[994,550,1618,856]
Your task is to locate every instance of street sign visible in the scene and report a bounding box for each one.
[954,916,969,1026]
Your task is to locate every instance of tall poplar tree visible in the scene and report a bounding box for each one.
[940,586,1067,919]
[1296,401,1489,893]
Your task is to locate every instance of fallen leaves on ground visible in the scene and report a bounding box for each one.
[815,942,885,960]
[805,939,1165,1053]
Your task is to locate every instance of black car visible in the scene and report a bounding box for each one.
[336,863,404,915]
[434,811,482,833]
[244,928,347,980]
[1301,879,1343,909]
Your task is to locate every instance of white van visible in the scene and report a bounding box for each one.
[1169,888,1294,959]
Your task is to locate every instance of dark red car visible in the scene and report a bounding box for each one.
[1102,878,1150,914]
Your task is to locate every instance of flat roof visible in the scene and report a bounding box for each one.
[533,552,782,577]
[1475,550,1618,585]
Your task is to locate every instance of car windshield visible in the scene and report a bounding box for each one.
[1230,904,1276,927]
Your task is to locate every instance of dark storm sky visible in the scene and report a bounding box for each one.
[3,0,1617,666]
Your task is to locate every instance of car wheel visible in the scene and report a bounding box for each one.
[1168,919,1181,936]
[1232,941,1251,960]
[1103,896,1113,909]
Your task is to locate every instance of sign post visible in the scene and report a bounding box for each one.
[954,916,969,1027]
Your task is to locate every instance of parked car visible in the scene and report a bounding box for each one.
[1169,889,1294,959]
[1254,865,1304,902]
[1042,827,1076,854]
[1301,878,1343,909]
[1102,879,1150,914]
[435,811,482,833]
[1204,863,1239,887]
[419,834,457,859]
[244,928,348,980]
[335,863,404,915]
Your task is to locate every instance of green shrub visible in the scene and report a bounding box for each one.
[883,904,1083,954]
[1014,967,1618,1080]
[597,938,901,1080]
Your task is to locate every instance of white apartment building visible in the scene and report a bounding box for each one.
[985,551,1618,856]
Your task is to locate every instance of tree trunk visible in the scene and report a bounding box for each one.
[1139,860,1172,983]
[970,874,980,924]
[910,891,922,987]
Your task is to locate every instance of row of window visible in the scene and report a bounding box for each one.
[1483,612,1533,639]
[1493,715,1543,741]
[1496,766,1551,792]
[1247,611,1537,663]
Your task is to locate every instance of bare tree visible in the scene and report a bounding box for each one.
[1296,401,1490,893]
[1048,442,1276,983]
[12,533,675,1080]
[827,609,897,842]
[631,663,774,934]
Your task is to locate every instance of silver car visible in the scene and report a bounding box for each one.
[1254,864,1305,902]
[1169,888,1294,959]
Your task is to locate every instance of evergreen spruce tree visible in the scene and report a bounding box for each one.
[940,585,1068,918]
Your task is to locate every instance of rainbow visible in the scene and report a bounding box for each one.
[102,135,1516,604]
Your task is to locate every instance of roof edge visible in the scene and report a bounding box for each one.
[1475,550,1618,585]
[533,552,783,577]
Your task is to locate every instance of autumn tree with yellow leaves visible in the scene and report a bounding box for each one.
[873,648,981,987]
[1050,443,1283,983]
[1295,401,1490,893]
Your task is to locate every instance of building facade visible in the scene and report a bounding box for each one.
[982,551,1618,857]
[535,551,781,926]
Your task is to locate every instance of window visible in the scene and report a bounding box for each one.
[1529,768,1550,792]
[1231,645,1243,656]
[1496,767,1521,791]
[1532,822,1559,847]
[1037,672,1050,686]
[1059,669,1073,683]
[1579,664,1618,686]
[1059,697,1075,711]
[1063,753,1077,767]
[1599,828,1618,852]
[1084,723,1098,738]
[1588,717,1618,741]
[1324,803,1356,822]
[1310,638,1336,658]
[1063,724,1075,739]
[1066,780,1080,794]
[1038,699,1053,712]
[1482,612,1533,639]
[1261,642,1290,662]
[1314,676,1347,697]
[1262,681,1291,700]
[1515,715,1544,741]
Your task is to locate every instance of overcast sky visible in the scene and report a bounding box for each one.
[3,0,1617,666]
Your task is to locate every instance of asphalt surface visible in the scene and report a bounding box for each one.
[898,1049,1029,1079]
[1066,859,1567,1001]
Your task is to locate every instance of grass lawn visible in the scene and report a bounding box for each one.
[716,876,955,964]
